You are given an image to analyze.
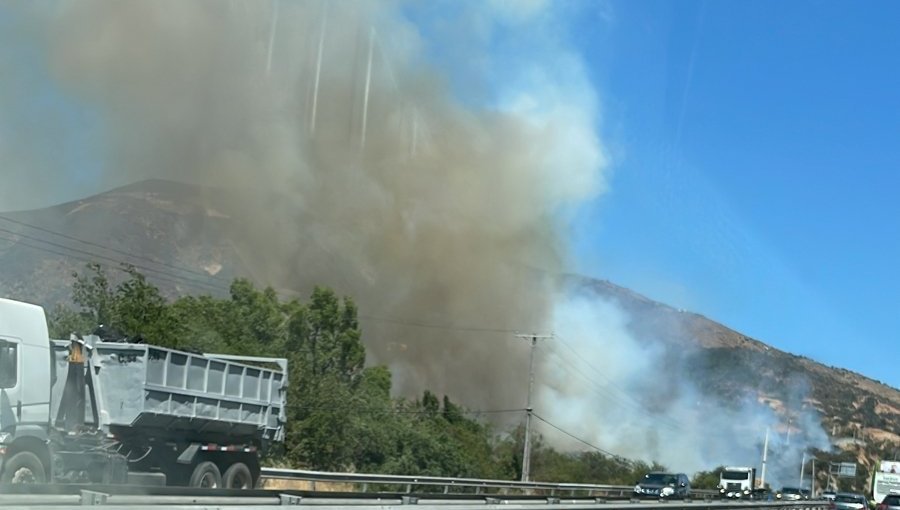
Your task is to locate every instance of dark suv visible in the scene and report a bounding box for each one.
[876,494,900,510]
[633,472,691,499]
[833,493,868,510]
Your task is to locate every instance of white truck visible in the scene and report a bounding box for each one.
[873,461,900,504]
[0,298,287,487]
[719,466,757,499]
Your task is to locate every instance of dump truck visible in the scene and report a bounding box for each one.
[0,298,287,488]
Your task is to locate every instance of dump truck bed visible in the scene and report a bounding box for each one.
[51,340,287,443]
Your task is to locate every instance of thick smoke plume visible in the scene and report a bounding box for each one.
[2,1,831,478]
[1,1,605,410]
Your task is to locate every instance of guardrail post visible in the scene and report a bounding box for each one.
[80,490,109,506]
[406,483,412,493]
[280,494,303,505]
[402,495,419,504]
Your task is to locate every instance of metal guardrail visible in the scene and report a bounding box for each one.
[260,467,646,496]
[0,487,833,509]
[0,471,828,509]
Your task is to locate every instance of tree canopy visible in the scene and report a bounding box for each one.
[49,263,667,482]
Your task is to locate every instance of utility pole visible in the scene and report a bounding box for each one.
[516,333,552,482]
[799,452,807,487]
[811,457,816,496]
[760,427,769,489]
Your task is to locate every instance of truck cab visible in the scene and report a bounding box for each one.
[0,298,53,482]
[719,466,757,499]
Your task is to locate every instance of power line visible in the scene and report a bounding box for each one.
[358,314,520,334]
[284,403,527,416]
[0,214,232,283]
[0,226,229,294]
[0,232,229,296]
[545,339,760,446]
[0,227,536,336]
[554,333,649,401]
[537,346,658,418]
[0,217,537,338]
[543,334,688,430]
[531,411,632,463]
[537,345,685,432]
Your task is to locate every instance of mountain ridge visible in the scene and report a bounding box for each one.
[1,179,897,489]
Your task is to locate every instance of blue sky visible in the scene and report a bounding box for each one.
[568,0,900,387]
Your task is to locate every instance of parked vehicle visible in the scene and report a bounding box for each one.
[633,472,691,499]
[876,493,900,510]
[832,493,868,510]
[0,298,287,488]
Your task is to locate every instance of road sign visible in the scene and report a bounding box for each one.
[835,463,857,477]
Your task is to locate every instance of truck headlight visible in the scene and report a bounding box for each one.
[661,487,675,496]
[634,485,641,493]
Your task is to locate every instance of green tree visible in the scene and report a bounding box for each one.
[71,263,114,326]
[112,264,174,345]
[692,466,725,489]
[282,287,370,470]
[60,263,176,344]
[47,303,94,339]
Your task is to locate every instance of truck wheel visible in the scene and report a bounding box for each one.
[189,461,222,488]
[223,462,253,489]
[1,451,46,484]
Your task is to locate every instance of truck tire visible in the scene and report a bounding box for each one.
[1,451,46,484]
[189,461,222,488]
[223,462,253,489]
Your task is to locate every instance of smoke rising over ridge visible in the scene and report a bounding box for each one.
[1,1,606,410]
[1,1,833,476]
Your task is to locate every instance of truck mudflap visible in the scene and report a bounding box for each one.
[126,471,167,486]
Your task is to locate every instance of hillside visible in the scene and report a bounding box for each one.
[0,179,245,304]
[1,179,898,489]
